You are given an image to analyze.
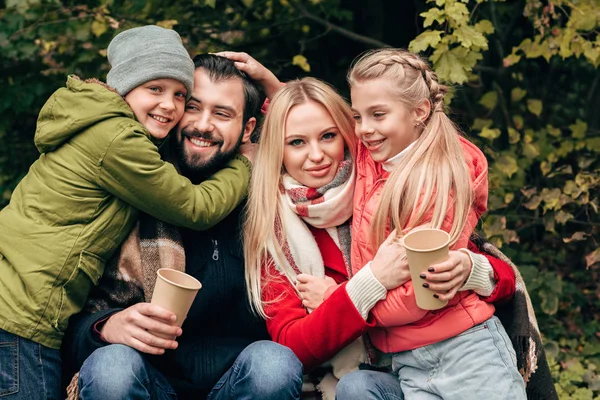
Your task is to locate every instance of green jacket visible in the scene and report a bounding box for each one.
[0,76,251,349]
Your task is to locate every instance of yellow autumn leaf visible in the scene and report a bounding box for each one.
[569,119,588,139]
[523,143,540,159]
[510,87,527,102]
[91,19,108,37]
[292,55,311,72]
[409,31,443,53]
[508,128,520,144]
[527,99,543,116]
[479,127,501,140]
[157,20,178,29]
[479,91,498,110]
[585,248,600,269]
[495,155,519,178]
[563,232,587,243]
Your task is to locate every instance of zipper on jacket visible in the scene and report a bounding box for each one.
[211,239,219,261]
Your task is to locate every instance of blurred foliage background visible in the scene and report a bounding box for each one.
[1,0,599,397]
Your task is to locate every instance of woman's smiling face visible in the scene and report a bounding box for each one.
[283,101,346,188]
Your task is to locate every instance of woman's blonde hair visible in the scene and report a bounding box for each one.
[347,48,472,249]
[244,77,356,318]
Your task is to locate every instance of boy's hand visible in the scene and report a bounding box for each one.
[100,303,181,355]
[214,51,282,99]
[296,274,337,311]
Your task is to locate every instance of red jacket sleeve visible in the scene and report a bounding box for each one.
[467,241,516,303]
[262,267,373,371]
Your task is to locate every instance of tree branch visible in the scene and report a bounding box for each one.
[288,0,390,48]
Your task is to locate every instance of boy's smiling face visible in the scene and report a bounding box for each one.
[124,78,188,140]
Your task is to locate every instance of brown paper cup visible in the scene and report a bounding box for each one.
[150,268,202,339]
[404,228,450,311]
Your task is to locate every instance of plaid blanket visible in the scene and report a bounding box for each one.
[472,234,558,399]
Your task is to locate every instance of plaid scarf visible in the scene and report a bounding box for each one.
[269,152,354,280]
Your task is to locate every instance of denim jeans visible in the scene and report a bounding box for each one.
[336,316,526,400]
[79,340,303,399]
[0,328,62,399]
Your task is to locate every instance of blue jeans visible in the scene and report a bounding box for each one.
[79,340,303,399]
[337,317,526,400]
[0,328,62,399]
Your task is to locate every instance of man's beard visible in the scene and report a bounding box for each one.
[176,126,244,182]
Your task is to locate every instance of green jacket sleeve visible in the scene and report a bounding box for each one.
[98,126,250,230]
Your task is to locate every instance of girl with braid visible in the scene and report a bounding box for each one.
[220,50,522,399]
[331,48,527,399]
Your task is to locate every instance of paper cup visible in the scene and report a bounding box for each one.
[404,228,450,310]
[150,268,202,339]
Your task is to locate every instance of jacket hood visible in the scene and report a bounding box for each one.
[35,75,135,153]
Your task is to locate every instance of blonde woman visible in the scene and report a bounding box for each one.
[335,48,526,399]
[233,67,517,396]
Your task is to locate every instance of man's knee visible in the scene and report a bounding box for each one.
[79,344,148,399]
[236,340,303,395]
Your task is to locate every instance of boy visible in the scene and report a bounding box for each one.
[0,25,252,400]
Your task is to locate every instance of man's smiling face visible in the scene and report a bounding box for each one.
[175,68,250,176]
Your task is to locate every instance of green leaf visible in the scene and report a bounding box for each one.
[479,91,498,110]
[479,127,501,140]
[523,143,540,159]
[512,115,524,130]
[569,119,588,139]
[420,8,445,28]
[508,128,520,144]
[471,118,492,130]
[205,0,216,8]
[546,125,561,137]
[409,30,443,53]
[496,155,519,178]
[511,87,527,102]
[586,137,600,152]
[527,99,543,116]
[445,1,469,24]
[503,53,521,67]
[156,20,178,29]
[474,19,494,35]
[91,19,108,37]
[292,54,311,72]
[454,25,487,49]
[434,49,470,83]
[540,291,559,315]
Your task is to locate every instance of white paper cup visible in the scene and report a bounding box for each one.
[404,228,450,310]
[150,268,201,339]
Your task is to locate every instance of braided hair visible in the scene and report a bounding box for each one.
[347,48,474,249]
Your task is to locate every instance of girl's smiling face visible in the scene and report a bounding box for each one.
[351,78,421,163]
[283,101,346,188]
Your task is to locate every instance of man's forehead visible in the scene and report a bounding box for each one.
[192,69,245,110]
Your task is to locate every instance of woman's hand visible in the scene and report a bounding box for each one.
[296,274,337,311]
[100,303,181,355]
[370,230,411,290]
[419,250,472,301]
[213,51,282,99]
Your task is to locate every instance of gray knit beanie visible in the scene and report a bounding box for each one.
[106,25,194,99]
